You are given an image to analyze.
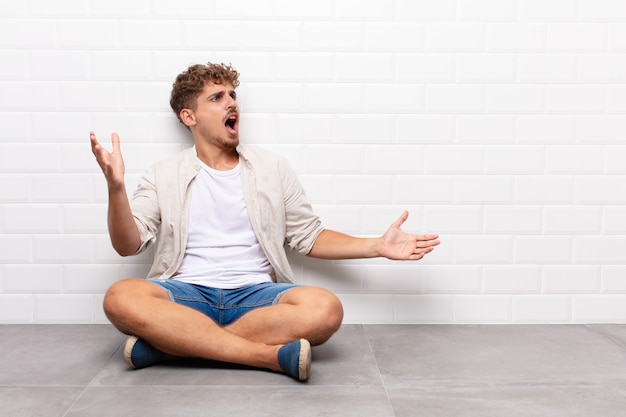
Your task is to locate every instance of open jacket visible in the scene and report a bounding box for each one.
[130,144,324,284]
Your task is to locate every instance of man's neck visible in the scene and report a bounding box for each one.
[195,143,239,171]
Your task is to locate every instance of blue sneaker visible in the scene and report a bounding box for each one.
[123,336,170,369]
[277,339,311,381]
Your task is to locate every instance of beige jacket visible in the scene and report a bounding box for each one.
[130,144,324,284]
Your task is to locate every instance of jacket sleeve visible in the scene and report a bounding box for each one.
[279,158,324,255]
[129,165,161,255]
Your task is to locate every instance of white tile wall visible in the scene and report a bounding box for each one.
[1,0,625,324]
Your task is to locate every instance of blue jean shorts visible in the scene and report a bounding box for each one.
[149,279,299,326]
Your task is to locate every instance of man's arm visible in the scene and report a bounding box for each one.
[90,131,141,256]
[307,210,439,261]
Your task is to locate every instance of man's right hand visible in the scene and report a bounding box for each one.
[90,131,126,190]
[90,131,141,256]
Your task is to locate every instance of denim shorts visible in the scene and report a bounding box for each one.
[149,279,299,326]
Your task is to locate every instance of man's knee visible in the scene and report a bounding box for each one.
[319,292,344,333]
[103,279,165,330]
[305,289,344,344]
[103,279,133,326]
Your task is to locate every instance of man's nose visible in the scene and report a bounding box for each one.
[226,96,237,110]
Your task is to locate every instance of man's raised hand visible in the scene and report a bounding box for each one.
[90,131,126,190]
[378,210,440,261]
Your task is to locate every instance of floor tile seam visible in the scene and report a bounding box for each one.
[83,342,124,390]
[362,324,396,415]
[586,324,626,349]
[60,385,90,417]
[362,324,388,385]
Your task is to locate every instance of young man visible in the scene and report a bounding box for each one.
[90,62,439,381]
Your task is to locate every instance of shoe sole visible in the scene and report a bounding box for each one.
[299,339,312,381]
[123,336,139,369]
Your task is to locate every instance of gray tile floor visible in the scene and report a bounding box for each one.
[2,324,626,416]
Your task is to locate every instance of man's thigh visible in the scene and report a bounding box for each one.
[149,279,300,326]
[149,279,223,323]
[220,282,300,325]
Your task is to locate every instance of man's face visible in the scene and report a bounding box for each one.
[185,81,240,150]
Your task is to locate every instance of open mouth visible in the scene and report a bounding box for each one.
[225,113,238,135]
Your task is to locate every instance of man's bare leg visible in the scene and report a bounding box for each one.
[224,286,344,346]
[103,279,283,372]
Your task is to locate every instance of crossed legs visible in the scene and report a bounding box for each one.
[103,279,344,374]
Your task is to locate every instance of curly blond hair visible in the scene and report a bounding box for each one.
[169,62,240,125]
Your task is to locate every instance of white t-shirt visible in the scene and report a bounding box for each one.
[173,160,273,288]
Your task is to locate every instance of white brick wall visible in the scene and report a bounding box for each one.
[1,0,625,324]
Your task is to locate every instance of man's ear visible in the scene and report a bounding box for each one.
[180,109,195,127]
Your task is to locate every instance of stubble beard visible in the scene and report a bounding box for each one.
[198,125,239,151]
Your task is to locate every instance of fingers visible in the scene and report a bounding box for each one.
[89,131,115,171]
[392,210,409,229]
[411,241,438,260]
[90,131,123,162]
[89,131,100,153]
[89,131,120,150]
[416,242,437,251]
[111,132,121,153]
[416,236,440,247]
[412,236,440,260]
